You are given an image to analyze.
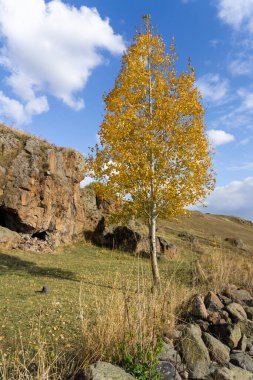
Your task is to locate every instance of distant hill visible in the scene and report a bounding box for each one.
[157,211,253,253]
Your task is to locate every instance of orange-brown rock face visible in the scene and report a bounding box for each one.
[0,124,85,244]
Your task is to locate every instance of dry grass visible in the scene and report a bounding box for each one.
[79,271,192,365]
[0,122,79,158]
[0,275,193,379]
[0,241,253,379]
[192,245,253,291]
[158,211,253,252]
[81,243,253,372]
[0,341,81,380]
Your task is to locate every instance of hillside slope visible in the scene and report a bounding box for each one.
[157,211,253,253]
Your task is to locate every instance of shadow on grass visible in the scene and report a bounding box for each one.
[0,251,77,282]
[80,279,125,291]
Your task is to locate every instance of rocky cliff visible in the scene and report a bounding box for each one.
[0,123,86,245]
[0,124,160,254]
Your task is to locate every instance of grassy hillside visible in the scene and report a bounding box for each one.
[0,243,190,351]
[0,211,253,378]
[158,211,253,252]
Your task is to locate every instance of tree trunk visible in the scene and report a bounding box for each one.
[149,206,161,288]
[146,33,160,289]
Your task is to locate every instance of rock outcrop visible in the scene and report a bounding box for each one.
[92,218,177,259]
[0,124,85,245]
[80,187,112,235]
[0,124,178,255]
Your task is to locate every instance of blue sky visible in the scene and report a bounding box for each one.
[0,0,253,219]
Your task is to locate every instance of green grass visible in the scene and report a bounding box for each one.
[0,242,192,356]
[1,209,252,359]
[1,233,253,378]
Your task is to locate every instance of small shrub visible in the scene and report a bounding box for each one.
[120,341,162,380]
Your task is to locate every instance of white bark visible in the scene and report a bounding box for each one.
[147,25,160,288]
[149,203,161,287]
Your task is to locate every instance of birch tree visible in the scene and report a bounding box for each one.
[87,15,215,287]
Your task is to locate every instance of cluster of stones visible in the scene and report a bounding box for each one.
[165,286,253,379]
[13,233,55,253]
[85,286,253,380]
[0,226,55,252]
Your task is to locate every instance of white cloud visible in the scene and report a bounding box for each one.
[203,177,253,220]
[0,0,125,125]
[210,39,222,47]
[230,162,253,170]
[207,129,235,146]
[213,102,253,133]
[217,0,253,32]
[197,73,229,103]
[237,88,253,109]
[80,176,93,188]
[240,137,252,145]
[229,55,253,76]
[0,91,48,125]
[0,92,27,125]
[207,86,253,135]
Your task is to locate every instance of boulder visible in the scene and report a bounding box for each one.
[209,323,242,349]
[238,320,253,337]
[181,324,210,379]
[191,295,208,319]
[238,334,248,352]
[87,361,135,380]
[178,231,198,244]
[214,366,253,380]
[205,291,224,312]
[218,294,232,306]
[158,341,182,367]
[93,223,149,254]
[208,311,223,325]
[157,237,178,259]
[202,332,230,364]
[224,237,245,249]
[230,351,253,372]
[226,302,247,321]
[225,288,253,304]
[226,323,242,349]
[245,306,253,321]
[0,225,20,249]
[156,361,181,380]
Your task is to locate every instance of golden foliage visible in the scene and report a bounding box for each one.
[87,16,215,222]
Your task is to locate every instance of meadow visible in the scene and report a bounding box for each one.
[0,214,253,379]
